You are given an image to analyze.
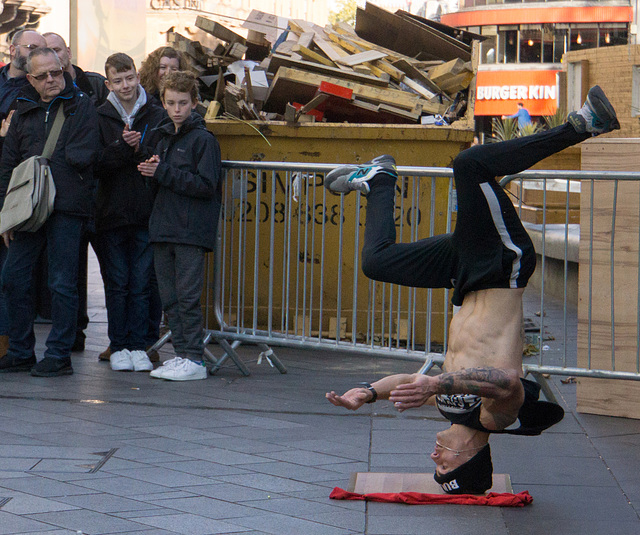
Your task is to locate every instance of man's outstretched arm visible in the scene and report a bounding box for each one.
[326,373,418,411]
[389,368,524,413]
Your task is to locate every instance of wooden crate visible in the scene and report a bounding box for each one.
[512,203,580,225]
[577,138,640,419]
[508,180,580,209]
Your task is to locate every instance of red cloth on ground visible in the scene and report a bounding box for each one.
[329,487,533,507]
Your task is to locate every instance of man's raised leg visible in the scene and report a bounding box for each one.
[325,156,457,290]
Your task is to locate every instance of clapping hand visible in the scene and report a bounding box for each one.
[137,154,160,177]
[122,124,141,151]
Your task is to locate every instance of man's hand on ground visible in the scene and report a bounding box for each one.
[389,375,437,412]
[326,388,371,411]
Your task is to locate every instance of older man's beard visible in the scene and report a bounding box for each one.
[13,53,27,72]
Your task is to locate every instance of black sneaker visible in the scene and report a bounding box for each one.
[568,85,620,135]
[0,354,36,373]
[31,357,73,377]
[71,331,86,352]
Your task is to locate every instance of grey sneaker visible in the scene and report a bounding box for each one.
[325,155,397,195]
[568,85,620,135]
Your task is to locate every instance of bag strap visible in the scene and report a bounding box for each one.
[41,105,66,159]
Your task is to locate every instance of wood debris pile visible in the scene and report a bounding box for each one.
[167,2,482,125]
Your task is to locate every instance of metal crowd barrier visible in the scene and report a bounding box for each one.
[197,161,640,386]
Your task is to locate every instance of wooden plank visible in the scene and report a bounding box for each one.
[378,102,420,121]
[263,67,422,114]
[313,36,349,61]
[274,40,297,56]
[429,58,467,85]
[227,42,248,60]
[327,26,404,63]
[392,58,443,95]
[437,71,474,95]
[507,181,580,209]
[326,31,403,82]
[336,49,387,66]
[266,54,389,88]
[288,18,325,37]
[168,32,217,67]
[398,10,482,47]
[369,59,405,83]
[577,378,640,419]
[401,76,435,100]
[292,44,336,67]
[195,15,246,45]
[333,21,358,36]
[510,203,580,225]
[577,139,640,419]
[298,31,314,49]
[355,4,470,62]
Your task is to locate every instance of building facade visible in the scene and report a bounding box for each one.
[441,1,633,136]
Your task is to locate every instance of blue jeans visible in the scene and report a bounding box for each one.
[1,212,84,360]
[154,242,205,361]
[98,226,153,351]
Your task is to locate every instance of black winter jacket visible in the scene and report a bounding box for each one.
[149,112,222,251]
[0,73,99,217]
[73,65,109,107]
[95,91,166,233]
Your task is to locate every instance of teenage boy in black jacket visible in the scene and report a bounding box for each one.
[96,53,165,373]
[0,48,99,377]
[138,71,222,381]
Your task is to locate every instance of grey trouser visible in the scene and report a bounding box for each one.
[153,242,206,361]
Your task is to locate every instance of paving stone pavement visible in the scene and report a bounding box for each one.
[0,254,639,534]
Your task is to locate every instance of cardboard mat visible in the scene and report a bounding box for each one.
[347,472,513,495]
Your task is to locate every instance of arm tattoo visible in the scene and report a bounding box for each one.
[437,367,516,397]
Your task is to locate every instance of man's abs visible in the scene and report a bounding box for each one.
[445,288,525,374]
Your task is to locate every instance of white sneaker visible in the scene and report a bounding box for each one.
[130,350,153,372]
[149,357,207,381]
[110,349,133,371]
[150,356,185,378]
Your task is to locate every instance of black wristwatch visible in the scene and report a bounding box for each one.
[359,382,378,403]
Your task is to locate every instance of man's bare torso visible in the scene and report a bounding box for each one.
[446,288,525,376]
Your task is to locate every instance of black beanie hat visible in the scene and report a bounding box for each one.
[433,444,493,494]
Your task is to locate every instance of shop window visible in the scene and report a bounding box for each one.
[569,27,597,51]
[599,27,627,47]
[498,29,518,63]
[553,28,567,63]
[481,36,497,64]
[520,28,542,63]
[542,25,554,63]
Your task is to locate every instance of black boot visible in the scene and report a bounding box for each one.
[31,357,73,377]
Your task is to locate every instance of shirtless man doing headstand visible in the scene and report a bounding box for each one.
[326,86,619,494]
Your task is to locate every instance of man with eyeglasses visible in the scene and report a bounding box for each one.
[0,30,47,361]
[0,47,99,377]
[326,85,620,495]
